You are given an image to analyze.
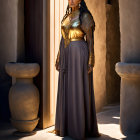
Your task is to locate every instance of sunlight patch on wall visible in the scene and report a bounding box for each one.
[50,0,68,124]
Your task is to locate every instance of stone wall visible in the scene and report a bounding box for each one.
[119,0,140,62]
[0,0,24,121]
[106,0,120,103]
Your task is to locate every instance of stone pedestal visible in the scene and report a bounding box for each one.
[116,62,140,135]
[5,62,40,135]
[116,0,140,135]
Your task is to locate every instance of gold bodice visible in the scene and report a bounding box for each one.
[61,9,85,48]
[56,10,95,67]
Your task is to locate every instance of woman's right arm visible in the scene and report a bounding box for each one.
[55,37,63,71]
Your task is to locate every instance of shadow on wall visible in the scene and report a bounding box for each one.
[0,0,24,121]
[0,80,11,121]
[106,0,121,104]
[17,0,25,62]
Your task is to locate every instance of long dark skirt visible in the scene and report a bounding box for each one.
[55,37,99,140]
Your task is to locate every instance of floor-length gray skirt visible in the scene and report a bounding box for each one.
[55,37,99,140]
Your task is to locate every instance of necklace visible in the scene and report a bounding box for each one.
[69,9,80,22]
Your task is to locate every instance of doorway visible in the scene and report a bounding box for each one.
[24,0,120,129]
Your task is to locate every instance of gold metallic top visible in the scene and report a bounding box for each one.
[56,9,96,68]
[61,9,85,48]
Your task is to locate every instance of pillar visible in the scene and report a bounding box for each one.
[0,0,24,121]
[115,0,140,135]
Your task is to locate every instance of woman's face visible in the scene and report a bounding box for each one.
[68,0,81,7]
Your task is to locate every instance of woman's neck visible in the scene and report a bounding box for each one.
[71,4,80,12]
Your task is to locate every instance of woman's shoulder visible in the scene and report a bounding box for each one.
[82,12,93,22]
[81,12,95,32]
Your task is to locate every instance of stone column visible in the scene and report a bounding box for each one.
[115,0,140,135]
[0,0,24,120]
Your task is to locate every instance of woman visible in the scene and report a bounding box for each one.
[50,0,100,139]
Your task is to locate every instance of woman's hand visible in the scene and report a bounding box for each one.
[55,62,60,71]
[88,64,93,74]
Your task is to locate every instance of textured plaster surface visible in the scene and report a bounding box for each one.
[86,0,107,111]
[86,0,120,111]
[106,0,120,103]
[119,0,140,62]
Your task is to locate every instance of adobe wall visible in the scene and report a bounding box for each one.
[106,0,120,103]
[86,0,120,111]
[86,0,107,111]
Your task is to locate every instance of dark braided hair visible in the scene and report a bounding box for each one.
[62,0,95,28]
[79,0,93,24]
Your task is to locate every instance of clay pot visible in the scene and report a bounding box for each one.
[5,62,40,133]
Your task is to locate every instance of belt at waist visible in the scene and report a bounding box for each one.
[70,37,84,41]
[63,37,84,48]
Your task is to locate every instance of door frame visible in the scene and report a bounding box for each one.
[24,0,51,129]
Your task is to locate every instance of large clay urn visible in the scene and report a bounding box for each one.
[5,62,40,134]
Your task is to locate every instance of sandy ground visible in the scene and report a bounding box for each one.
[0,104,140,140]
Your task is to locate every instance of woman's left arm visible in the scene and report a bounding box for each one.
[81,13,95,73]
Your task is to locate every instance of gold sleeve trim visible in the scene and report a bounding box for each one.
[88,51,95,66]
